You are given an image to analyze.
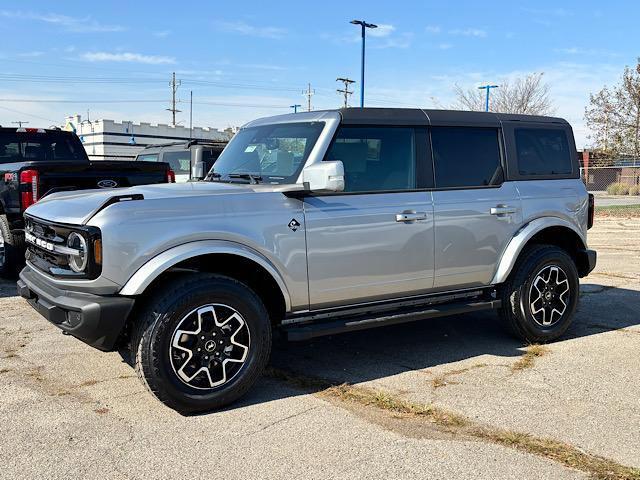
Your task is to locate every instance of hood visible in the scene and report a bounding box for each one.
[25,181,262,225]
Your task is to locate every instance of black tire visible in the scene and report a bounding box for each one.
[131,273,271,414]
[498,244,579,343]
[0,214,25,279]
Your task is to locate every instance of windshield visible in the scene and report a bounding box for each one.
[0,131,86,164]
[210,122,324,184]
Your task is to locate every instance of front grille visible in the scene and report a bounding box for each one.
[24,215,101,279]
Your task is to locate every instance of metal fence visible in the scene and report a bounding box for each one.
[580,166,640,193]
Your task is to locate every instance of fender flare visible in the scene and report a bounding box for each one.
[118,240,292,311]
[491,217,586,285]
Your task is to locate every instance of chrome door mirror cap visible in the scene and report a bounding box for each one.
[302,161,345,193]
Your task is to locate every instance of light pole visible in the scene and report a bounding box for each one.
[350,19,377,107]
[478,84,499,112]
[290,104,302,113]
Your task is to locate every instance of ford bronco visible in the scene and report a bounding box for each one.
[17,108,596,413]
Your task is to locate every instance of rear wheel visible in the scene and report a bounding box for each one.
[0,215,24,279]
[498,245,579,343]
[131,273,271,414]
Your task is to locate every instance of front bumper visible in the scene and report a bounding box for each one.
[17,266,134,351]
[577,249,597,277]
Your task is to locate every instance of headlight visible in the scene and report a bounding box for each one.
[67,232,88,273]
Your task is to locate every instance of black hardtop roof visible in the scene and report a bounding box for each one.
[335,107,568,126]
[138,139,228,152]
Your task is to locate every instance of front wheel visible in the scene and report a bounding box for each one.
[498,245,579,343]
[131,273,271,414]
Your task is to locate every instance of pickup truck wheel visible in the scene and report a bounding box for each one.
[0,214,23,279]
[498,245,579,343]
[131,273,271,414]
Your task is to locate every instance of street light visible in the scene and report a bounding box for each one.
[290,104,302,113]
[478,84,499,112]
[350,19,377,107]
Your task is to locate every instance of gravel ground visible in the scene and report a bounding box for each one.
[0,216,638,480]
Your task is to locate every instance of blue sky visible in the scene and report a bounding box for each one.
[0,0,638,146]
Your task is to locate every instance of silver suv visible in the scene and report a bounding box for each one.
[17,108,596,413]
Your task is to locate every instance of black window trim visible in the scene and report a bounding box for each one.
[428,125,507,191]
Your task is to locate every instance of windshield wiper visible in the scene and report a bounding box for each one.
[227,173,263,184]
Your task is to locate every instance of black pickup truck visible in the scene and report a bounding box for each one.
[0,126,174,277]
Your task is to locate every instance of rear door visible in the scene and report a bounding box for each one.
[431,125,522,289]
[304,126,435,309]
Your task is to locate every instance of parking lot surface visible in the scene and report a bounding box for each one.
[1,216,639,480]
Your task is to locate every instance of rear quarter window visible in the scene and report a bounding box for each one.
[137,153,159,162]
[515,128,573,176]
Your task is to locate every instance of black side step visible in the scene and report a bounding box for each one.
[282,299,501,341]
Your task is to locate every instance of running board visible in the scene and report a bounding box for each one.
[282,299,501,341]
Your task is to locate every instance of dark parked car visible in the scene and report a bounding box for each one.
[135,139,227,182]
[0,126,174,277]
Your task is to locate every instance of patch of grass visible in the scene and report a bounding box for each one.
[0,368,11,374]
[267,367,640,479]
[596,204,640,218]
[511,344,550,372]
[94,407,110,415]
[430,363,489,389]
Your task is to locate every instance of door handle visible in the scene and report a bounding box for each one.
[396,211,427,222]
[490,205,517,216]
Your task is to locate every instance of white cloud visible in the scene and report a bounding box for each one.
[555,47,621,58]
[215,21,286,39]
[153,30,171,38]
[438,43,453,50]
[449,28,487,38]
[81,52,176,65]
[425,25,441,34]
[368,24,395,37]
[17,51,44,58]
[372,33,413,49]
[0,10,125,32]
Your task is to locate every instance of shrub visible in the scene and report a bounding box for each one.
[629,185,640,196]
[607,182,630,195]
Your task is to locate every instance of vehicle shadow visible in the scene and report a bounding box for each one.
[0,279,17,299]
[231,282,640,411]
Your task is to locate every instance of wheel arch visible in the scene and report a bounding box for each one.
[492,217,588,284]
[119,240,292,318]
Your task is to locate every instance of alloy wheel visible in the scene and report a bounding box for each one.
[169,304,250,390]
[528,265,570,327]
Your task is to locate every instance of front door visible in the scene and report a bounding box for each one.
[304,126,435,310]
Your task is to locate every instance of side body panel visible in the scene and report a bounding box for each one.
[304,192,435,309]
[432,183,522,289]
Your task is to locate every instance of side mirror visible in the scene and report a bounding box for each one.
[302,161,345,192]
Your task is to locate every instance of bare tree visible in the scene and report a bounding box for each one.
[586,60,640,156]
[453,73,555,115]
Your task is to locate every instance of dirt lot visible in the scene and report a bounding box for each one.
[1,216,639,480]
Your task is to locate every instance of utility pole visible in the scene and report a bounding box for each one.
[189,91,193,140]
[336,77,355,108]
[290,104,302,113]
[167,72,182,126]
[303,83,315,112]
[11,121,29,128]
[478,84,499,112]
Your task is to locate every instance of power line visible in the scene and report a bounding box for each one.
[303,83,315,112]
[336,77,355,108]
[167,72,182,126]
[11,120,29,127]
[0,98,291,109]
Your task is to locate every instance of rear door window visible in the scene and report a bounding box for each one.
[515,128,573,176]
[0,131,85,163]
[137,153,159,162]
[162,151,191,175]
[431,127,502,188]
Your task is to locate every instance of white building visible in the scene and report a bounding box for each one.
[63,115,232,161]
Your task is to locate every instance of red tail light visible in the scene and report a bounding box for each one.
[167,169,176,183]
[20,169,39,211]
[587,193,594,229]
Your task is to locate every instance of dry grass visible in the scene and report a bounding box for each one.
[511,344,550,372]
[430,363,489,389]
[267,367,640,479]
